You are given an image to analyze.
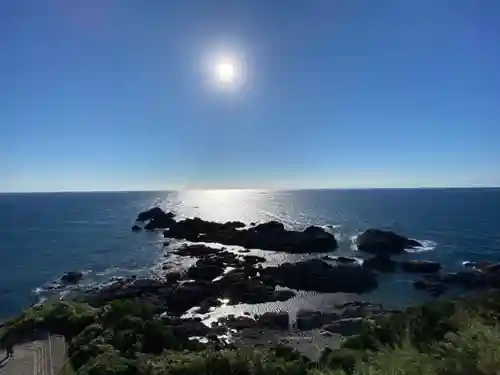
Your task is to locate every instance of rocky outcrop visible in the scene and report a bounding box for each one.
[137,207,166,221]
[256,311,289,330]
[61,271,83,284]
[322,256,359,265]
[400,260,441,273]
[174,244,223,257]
[463,261,500,276]
[295,310,342,330]
[356,229,422,256]
[131,207,337,253]
[323,318,364,336]
[164,218,338,253]
[261,259,378,294]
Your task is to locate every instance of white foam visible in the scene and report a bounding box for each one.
[350,234,360,251]
[406,239,437,253]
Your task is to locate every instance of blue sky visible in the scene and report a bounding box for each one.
[1,0,500,192]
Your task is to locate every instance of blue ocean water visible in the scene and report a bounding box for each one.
[1,188,500,319]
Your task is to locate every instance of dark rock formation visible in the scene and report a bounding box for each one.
[186,263,223,282]
[322,256,359,265]
[165,271,181,284]
[174,244,222,257]
[400,260,441,273]
[137,207,175,223]
[160,316,209,337]
[217,315,258,330]
[261,259,378,294]
[153,214,338,253]
[296,310,340,330]
[356,229,422,256]
[61,271,83,284]
[257,311,289,330]
[323,318,364,336]
[363,256,397,273]
[463,261,500,276]
[131,225,142,232]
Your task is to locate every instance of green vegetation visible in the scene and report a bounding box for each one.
[3,293,500,375]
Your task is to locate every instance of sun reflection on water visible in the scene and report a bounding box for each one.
[172,189,266,224]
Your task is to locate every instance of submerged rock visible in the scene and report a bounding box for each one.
[363,256,397,273]
[413,277,447,296]
[262,259,378,294]
[61,271,83,284]
[357,229,422,256]
[400,260,441,273]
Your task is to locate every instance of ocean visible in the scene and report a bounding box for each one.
[1,188,499,320]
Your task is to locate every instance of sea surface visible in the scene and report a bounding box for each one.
[1,188,500,320]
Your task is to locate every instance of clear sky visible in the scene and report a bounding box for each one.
[1,0,500,192]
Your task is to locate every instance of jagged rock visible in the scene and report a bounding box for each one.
[357,229,422,255]
[296,310,328,330]
[262,259,378,294]
[323,318,364,336]
[166,281,218,315]
[322,256,359,265]
[137,207,169,221]
[218,315,258,330]
[174,244,222,257]
[132,225,142,232]
[257,311,289,330]
[254,221,285,232]
[363,256,397,272]
[243,255,266,264]
[137,207,176,229]
[463,261,500,276]
[186,263,224,282]
[161,217,338,253]
[400,260,441,273]
[61,271,83,284]
[161,316,209,337]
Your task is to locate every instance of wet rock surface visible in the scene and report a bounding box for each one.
[357,229,422,255]
[261,259,378,294]
[87,208,498,349]
[61,271,83,284]
[135,207,338,253]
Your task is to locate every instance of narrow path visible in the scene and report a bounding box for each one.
[0,334,66,375]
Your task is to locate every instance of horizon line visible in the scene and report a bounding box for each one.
[1,185,499,194]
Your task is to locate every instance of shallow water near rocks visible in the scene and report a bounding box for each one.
[1,188,500,319]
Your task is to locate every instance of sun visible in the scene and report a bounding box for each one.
[215,62,235,84]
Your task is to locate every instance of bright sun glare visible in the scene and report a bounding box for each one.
[215,62,235,84]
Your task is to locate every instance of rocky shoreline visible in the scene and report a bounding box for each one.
[45,207,500,357]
